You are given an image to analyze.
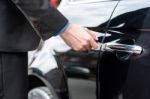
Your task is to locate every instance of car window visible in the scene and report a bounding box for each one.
[58,0,120,27]
[69,0,113,4]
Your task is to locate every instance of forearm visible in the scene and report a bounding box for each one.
[11,0,68,40]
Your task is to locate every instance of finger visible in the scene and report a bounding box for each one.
[84,28,98,49]
[84,28,89,31]
[76,45,88,52]
[88,30,98,41]
[70,38,89,52]
[82,41,92,51]
[84,28,98,41]
[89,37,98,49]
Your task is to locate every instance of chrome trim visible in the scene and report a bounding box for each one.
[94,42,143,55]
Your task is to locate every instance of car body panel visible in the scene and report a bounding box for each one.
[98,7,150,99]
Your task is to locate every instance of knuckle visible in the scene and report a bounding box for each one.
[74,46,83,52]
[82,42,88,47]
[89,37,93,41]
[74,48,80,51]
[79,46,84,50]
[85,38,90,43]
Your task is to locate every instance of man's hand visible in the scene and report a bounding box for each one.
[60,24,98,52]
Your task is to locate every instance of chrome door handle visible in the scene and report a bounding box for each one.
[94,42,143,55]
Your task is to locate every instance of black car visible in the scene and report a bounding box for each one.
[28,0,150,99]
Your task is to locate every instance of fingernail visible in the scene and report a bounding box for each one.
[95,37,98,41]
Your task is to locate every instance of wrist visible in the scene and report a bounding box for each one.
[55,22,70,35]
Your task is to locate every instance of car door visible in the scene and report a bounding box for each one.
[94,0,150,99]
[58,0,122,99]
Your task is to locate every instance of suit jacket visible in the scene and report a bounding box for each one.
[0,0,68,52]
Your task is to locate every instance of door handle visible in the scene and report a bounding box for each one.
[94,42,143,55]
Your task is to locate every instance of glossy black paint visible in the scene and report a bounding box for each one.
[59,51,98,80]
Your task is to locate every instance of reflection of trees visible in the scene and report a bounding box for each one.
[49,0,61,8]
[55,0,61,5]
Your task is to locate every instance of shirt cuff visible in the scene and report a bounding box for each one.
[55,22,70,35]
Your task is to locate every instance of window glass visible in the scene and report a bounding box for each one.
[69,0,111,4]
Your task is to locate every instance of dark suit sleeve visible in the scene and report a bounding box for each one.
[11,0,68,40]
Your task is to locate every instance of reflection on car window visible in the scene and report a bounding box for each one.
[70,0,109,1]
[69,0,111,4]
